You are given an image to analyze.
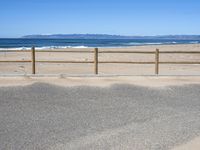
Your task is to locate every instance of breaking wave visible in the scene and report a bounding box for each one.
[0,46,89,50]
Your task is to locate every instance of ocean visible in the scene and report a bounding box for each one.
[0,38,199,50]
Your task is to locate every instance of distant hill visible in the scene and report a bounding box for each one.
[22,34,129,39]
[22,34,200,40]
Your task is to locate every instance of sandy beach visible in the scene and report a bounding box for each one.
[1,44,200,75]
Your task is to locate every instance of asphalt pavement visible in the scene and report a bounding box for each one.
[0,83,200,150]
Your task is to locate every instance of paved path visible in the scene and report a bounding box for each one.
[0,83,200,150]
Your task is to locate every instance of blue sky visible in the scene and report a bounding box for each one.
[0,0,200,37]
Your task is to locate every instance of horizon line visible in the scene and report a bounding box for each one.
[1,34,200,39]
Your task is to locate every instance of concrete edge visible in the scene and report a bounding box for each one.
[1,74,200,78]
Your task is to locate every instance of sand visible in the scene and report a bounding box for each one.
[172,137,200,150]
[1,44,200,75]
[1,76,200,88]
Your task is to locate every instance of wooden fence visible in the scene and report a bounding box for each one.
[1,47,200,75]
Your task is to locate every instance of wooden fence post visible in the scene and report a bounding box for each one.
[155,49,159,75]
[31,47,36,74]
[94,48,98,74]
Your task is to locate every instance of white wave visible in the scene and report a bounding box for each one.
[0,47,31,50]
[189,41,199,44]
[71,46,88,48]
[144,42,163,45]
[124,42,163,46]
[165,41,177,44]
[122,41,183,46]
[164,41,178,44]
[0,45,89,51]
[124,42,143,45]
[35,46,88,49]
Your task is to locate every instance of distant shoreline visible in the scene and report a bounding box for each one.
[1,38,200,49]
[21,34,200,39]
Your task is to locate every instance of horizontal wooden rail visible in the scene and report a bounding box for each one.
[160,51,200,54]
[1,50,200,54]
[0,50,155,54]
[98,51,155,54]
[1,60,200,65]
[160,62,200,64]
[36,50,94,53]
[99,61,155,64]
[36,60,94,63]
[0,60,31,63]
[100,61,200,64]
[38,50,155,54]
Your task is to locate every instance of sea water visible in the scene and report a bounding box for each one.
[0,38,199,50]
